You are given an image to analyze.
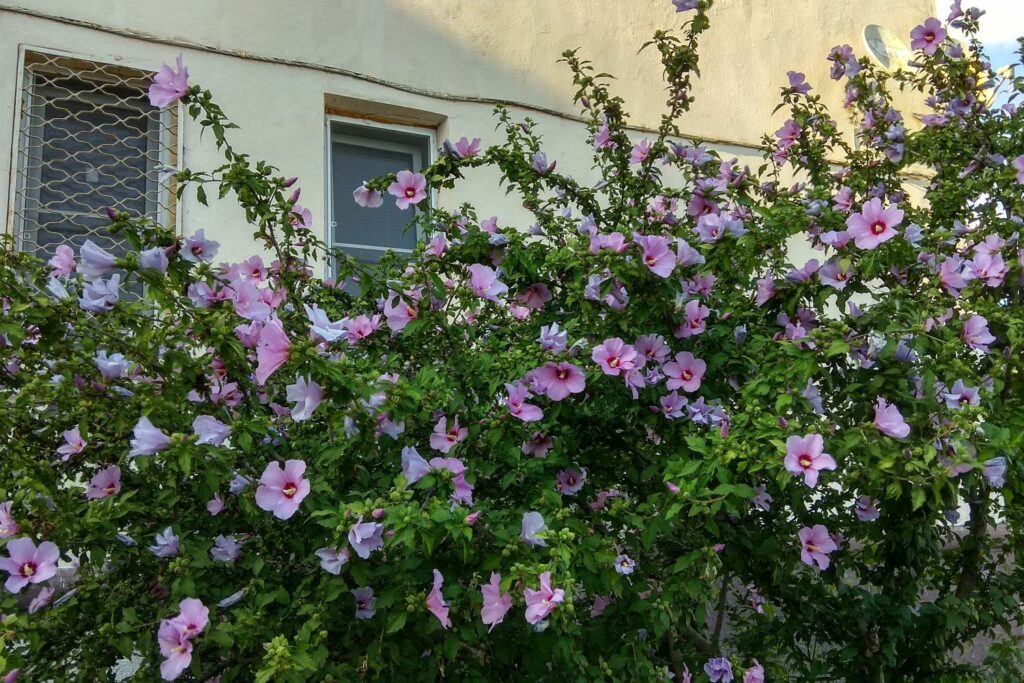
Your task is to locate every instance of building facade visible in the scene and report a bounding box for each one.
[1,0,934,268]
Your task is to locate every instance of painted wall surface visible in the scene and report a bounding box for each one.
[0,0,934,264]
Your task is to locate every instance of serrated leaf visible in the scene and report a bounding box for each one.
[911,487,926,511]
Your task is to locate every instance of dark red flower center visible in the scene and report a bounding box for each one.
[870,220,888,235]
[20,562,36,578]
[799,454,813,469]
[282,483,298,498]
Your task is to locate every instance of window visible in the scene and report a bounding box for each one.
[327,120,433,270]
[11,51,177,259]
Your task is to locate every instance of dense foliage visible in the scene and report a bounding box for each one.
[1,1,1023,680]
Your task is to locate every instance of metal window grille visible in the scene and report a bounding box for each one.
[12,51,177,259]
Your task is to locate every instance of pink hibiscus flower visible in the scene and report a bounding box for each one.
[157,620,193,680]
[353,183,383,208]
[0,537,60,594]
[255,459,310,520]
[387,170,428,210]
[254,318,292,385]
[524,571,564,624]
[429,416,468,453]
[0,502,19,538]
[675,300,710,338]
[506,382,544,422]
[533,362,586,401]
[47,245,76,278]
[128,416,171,457]
[426,569,452,628]
[910,17,946,56]
[783,434,837,488]
[663,352,706,392]
[285,376,324,422]
[383,294,418,332]
[86,465,122,500]
[961,314,996,352]
[873,397,910,439]
[799,524,838,570]
[467,264,508,302]
[170,598,209,640]
[634,234,676,278]
[148,53,189,109]
[57,426,87,461]
[591,338,639,376]
[480,573,512,632]
[845,198,904,250]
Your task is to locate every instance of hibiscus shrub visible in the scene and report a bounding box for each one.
[2,1,1023,681]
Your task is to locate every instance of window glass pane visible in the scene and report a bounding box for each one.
[32,212,119,254]
[339,245,414,266]
[332,141,420,257]
[37,97,152,213]
[31,94,154,257]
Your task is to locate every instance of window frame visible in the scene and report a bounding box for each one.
[6,45,182,255]
[323,115,437,277]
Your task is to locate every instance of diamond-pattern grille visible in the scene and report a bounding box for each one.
[12,51,177,259]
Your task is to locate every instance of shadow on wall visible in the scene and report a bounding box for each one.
[7,0,933,143]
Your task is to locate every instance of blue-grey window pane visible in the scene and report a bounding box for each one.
[37,98,152,216]
[31,98,152,259]
[32,212,121,254]
[332,142,419,253]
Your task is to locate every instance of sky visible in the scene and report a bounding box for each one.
[950,0,1023,69]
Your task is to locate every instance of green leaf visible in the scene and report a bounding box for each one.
[178,449,192,477]
[825,340,850,357]
[911,487,926,511]
[386,611,407,634]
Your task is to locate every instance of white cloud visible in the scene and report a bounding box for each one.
[959,0,1024,46]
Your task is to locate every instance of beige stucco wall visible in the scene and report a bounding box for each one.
[0,0,934,265]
